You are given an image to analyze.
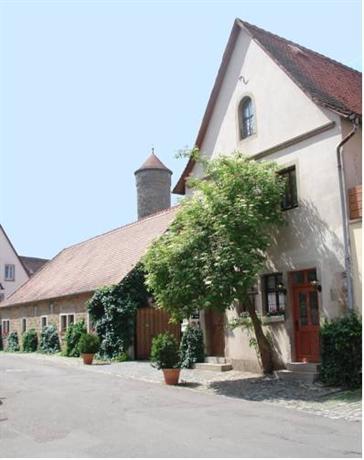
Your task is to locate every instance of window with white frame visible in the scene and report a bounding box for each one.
[2,319,10,336]
[4,264,15,281]
[21,318,27,333]
[41,316,48,329]
[60,313,75,334]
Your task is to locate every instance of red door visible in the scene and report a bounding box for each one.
[205,310,225,356]
[291,269,320,363]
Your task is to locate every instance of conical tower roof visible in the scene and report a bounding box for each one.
[135,150,172,175]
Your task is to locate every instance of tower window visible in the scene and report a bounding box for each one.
[239,97,254,139]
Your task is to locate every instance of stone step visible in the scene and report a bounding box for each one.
[286,362,320,373]
[205,356,228,364]
[194,362,233,372]
[275,369,319,384]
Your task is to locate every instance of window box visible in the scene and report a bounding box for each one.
[262,314,285,325]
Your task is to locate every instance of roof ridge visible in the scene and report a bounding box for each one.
[63,205,180,251]
[237,18,361,76]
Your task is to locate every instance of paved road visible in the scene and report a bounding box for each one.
[0,354,361,457]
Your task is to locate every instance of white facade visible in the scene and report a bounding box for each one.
[186,28,362,371]
[0,226,29,302]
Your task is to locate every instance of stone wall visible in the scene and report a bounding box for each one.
[0,293,91,350]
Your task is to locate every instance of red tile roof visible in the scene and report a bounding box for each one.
[19,256,49,276]
[135,152,172,174]
[173,19,362,195]
[1,207,179,307]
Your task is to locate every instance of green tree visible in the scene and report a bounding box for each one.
[143,151,284,373]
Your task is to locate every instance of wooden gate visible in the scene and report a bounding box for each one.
[136,307,181,360]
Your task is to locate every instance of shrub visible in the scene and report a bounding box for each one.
[78,333,100,354]
[0,332,3,351]
[39,324,60,354]
[112,351,129,362]
[179,325,205,368]
[320,313,362,389]
[6,331,20,352]
[64,320,87,357]
[150,332,180,369]
[22,329,38,352]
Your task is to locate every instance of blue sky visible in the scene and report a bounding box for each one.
[0,0,361,259]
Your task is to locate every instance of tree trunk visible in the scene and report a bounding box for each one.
[238,296,274,374]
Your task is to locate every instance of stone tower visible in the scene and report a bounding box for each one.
[135,150,172,220]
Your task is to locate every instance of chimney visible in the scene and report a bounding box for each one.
[134,150,172,219]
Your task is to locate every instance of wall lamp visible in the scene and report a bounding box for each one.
[310,279,322,292]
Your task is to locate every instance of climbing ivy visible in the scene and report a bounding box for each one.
[87,264,149,360]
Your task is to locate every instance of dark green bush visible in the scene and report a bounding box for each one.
[39,324,60,354]
[64,320,87,357]
[320,313,362,389]
[78,333,100,354]
[22,329,38,352]
[6,331,20,352]
[179,324,204,368]
[150,332,180,369]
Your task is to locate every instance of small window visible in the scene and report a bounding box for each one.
[279,166,298,210]
[41,316,48,329]
[239,97,254,139]
[22,318,27,333]
[4,264,15,281]
[60,314,75,334]
[2,319,10,336]
[262,273,286,315]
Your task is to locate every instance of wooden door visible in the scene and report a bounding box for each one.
[136,307,181,360]
[291,269,320,363]
[205,310,225,356]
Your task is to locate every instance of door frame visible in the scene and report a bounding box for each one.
[289,267,321,363]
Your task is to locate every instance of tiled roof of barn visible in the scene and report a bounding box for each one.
[1,207,179,307]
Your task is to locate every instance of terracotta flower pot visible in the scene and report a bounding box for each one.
[82,353,94,365]
[162,368,180,385]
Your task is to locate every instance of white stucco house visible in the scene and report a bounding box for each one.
[0,225,29,305]
[174,19,362,373]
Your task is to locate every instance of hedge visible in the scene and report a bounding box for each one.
[320,313,362,388]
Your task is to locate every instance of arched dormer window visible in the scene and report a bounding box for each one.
[239,97,254,139]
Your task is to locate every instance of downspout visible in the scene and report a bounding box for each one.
[336,116,358,311]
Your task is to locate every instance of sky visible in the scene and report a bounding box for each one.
[0,0,361,259]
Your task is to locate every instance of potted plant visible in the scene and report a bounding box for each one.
[150,332,181,385]
[78,333,100,365]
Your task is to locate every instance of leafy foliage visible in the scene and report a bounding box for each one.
[111,351,129,362]
[143,152,284,320]
[22,329,38,352]
[78,333,100,354]
[87,265,149,359]
[179,325,204,368]
[150,332,180,369]
[64,320,87,357]
[143,151,284,373]
[39,324,61,354]
[320,313,362,389]
[6,331,20,352]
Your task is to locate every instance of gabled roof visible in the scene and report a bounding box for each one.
[1,207,179,307]
[173,18,362,195]
[0,225,29,277]
[19,256,49,276]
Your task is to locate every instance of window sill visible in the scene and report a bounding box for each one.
[262,315,285,325]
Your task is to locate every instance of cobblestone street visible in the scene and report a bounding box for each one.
[3,353,361,423]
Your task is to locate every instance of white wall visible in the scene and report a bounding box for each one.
[186,27,358,368]
[0,227,29,301]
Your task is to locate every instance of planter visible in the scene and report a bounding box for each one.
[81,353,95,365]
[162,368,181,385]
